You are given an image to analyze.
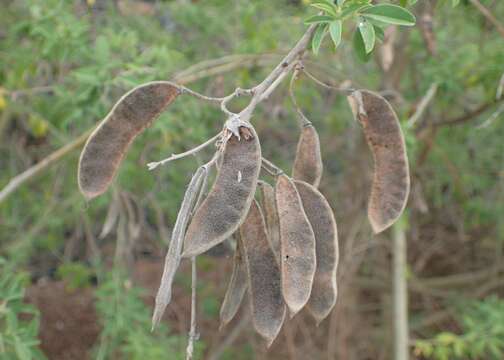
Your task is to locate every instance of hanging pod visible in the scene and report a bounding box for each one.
[78,81,180,199]
[182,125,261,257]
[275,174,316,317]
[219,235,248,329]
[294,180,339,325]
[347,90,410,233]
[258,181,281,260]
[292,124,323,188]
[240,200,285,347]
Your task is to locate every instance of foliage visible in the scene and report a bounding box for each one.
[0,258,45,360]
[414,297,504,360]
[93,268,204,360]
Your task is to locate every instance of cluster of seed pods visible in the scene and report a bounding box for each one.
[78,81,409,346]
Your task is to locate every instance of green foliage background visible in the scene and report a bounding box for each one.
[0,0,503,359]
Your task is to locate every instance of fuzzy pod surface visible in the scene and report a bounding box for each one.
[347,90,410,233]
[292,125,323,187]
[240,200,285,346]
[275,174,316,316]
[258,181,281,260]
[294,180,339,324]
[219,236,248,329]
[182,126,261,257]
[78,81,180,199]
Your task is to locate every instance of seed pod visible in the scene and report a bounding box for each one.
[219,235,247,329]
[78,81,180,199]
[258,181,280,260]
[347,90,410,233]
[240,200,285,346]
[182,126,261,257]
[294,180,338,325]
[275,174,316,316]
[292,125,323,187]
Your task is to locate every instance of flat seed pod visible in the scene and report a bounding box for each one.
[292,125,323,188]
[240,200,285,347]
[347,90,410,233]
[182,126,261,257]
[258,181,281,260]
[78,81,180,199]
[294,180,339,325]
[275,174,316,316]
[219,235,248,329]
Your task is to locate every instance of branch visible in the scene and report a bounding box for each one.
[434,97,504,127]
[185,257,198,360]
[469,0,504,38]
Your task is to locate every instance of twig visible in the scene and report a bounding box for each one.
[301,65,354,93]
[261,157,284,177]
[289,64,312,127]
[469,0,504,38]
[476,103,504,129]
[185,257,198,360]
[147,132,222,170]
[392,224,409,360]
[434,97,504,127]
[407,83,438,128]
[0,129,92,204]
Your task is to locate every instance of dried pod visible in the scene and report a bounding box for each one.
[347,90,410,233]
[78,81,180,199]
[182,126,261,257]
[258,181,280,260]
[240,200,285,346]
[294,180,338,324]
[275,174,316,316]
[292,125,323,187]
[219,235,247,329]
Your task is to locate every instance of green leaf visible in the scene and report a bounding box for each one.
[358,18,375,53]
[452,0,460,7]
[337,0,346,6]
[353,29,371,62]
[329,20,342,49]
[361,4,416,26]
[312,23,328,55]
[304,15,335,24]
[310,3,337,17]
[341,3,370,19]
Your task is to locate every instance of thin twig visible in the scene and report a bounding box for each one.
[407,83,438,128]
[289,64,312,127]
[301,65,354,93]
[261,157,284,177]
[469,0,504,38]
[185,257,198,360]
[147,132,222,170]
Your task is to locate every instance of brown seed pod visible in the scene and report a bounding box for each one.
[219,235,247,329]
[258,181,280,260]
[294,180,339,325]
[78,81,180,199]
[240,200,285,346]
[182,125,261,257]
[275,174,316,316]
[292,124,323,187]
[347,90,410,233]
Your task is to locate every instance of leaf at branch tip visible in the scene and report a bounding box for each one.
[360,4,416,27]
[353,29,372,63]
[294,180,339,325]
[358,18,375,54]
[347,90,410,234]
[219,235,247,329]
[152,166,206,331]
[329,20,342,49]
[78,81,180,199]
[275,175,316,317]
[182,125,261,258]
[304,15,335,25]
[292,125,323,188]
[240,200,285,346]
[312,23,328,56]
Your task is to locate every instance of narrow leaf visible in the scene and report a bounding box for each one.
[353,30,371,62]
[312,24,328,55]
[360,4,416,26]
[310,3,337,17]
[358,19,375,53]
[329,20,343,49]
[304,15,335,24]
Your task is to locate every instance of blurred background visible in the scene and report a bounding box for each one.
[1,0,503,359]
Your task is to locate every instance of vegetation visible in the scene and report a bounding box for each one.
[0,0,503,359]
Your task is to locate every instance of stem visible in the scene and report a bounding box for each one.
[147,132,222,170]
[289,65,312,127]
[469,0,504,38]
[261,157,284,176]
[392,224,409,360]
[302,66,354,93]
[186,257,198,360]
